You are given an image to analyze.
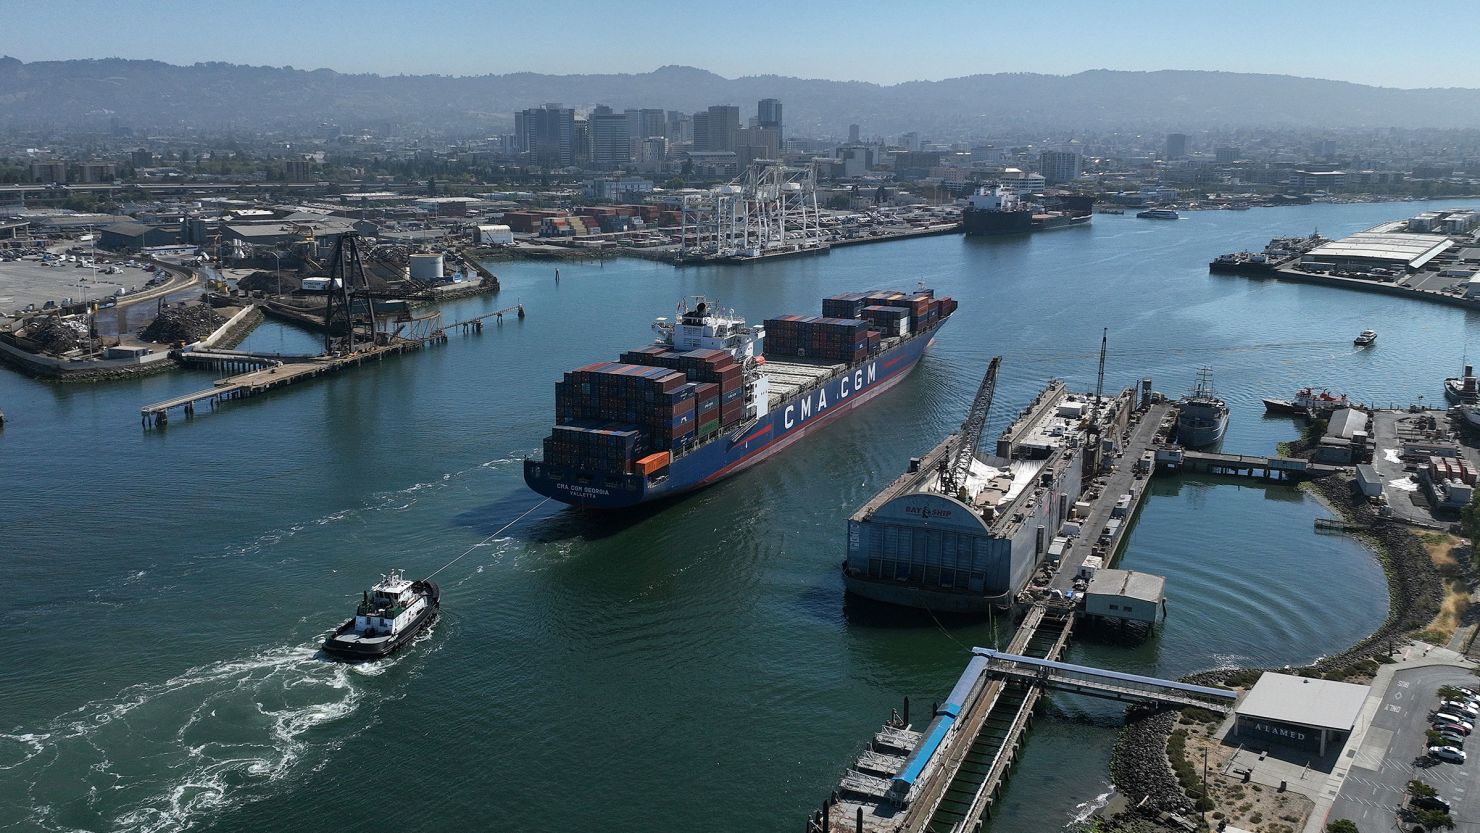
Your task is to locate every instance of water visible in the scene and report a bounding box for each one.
[2,201,1472,832]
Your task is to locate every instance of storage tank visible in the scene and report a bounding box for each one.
[409,253,444,282]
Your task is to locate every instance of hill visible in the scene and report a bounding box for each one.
[3,58,1479,135]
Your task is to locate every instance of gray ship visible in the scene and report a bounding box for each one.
[842,372,1095,614]
[1176,368,1229,448]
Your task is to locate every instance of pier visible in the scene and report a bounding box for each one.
[817,395,1205,833]
[1154,447,1348,480]
[140,304,524,428]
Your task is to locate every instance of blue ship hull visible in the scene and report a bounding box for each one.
[524,321,945,508]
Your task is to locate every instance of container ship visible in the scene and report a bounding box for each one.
[961,185,1092,236]
[524,289,957,508]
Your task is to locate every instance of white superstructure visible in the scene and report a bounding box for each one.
[352,569,429,638]
[651,298,770,420]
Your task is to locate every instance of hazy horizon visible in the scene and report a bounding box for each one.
[4,0,1469,91]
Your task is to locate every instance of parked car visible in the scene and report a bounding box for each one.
[1432,713,1473,732]
[1441,700,1480,717]
[1411,794,1452,813]
[1436,731,1466,748]
[1429,745,1466,764]
[1433,718,1472,735]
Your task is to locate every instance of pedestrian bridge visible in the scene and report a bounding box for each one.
[971,648,1238,712]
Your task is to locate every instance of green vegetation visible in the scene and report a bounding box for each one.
[1409,779,1438,798]
[1460,488,1480,541]
[1166,729,1214,812]
[1325,821,1359,833]
[1414,808,1456,830]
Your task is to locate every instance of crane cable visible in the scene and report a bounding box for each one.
[424,497,551,580]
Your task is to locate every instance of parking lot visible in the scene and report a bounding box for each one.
[0,251,148,315]
[1328,664,1480,830]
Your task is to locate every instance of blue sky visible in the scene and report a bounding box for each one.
[0,0,1460,89]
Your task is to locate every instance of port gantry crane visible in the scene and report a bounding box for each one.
[318,232,386,354]
[940,355,1003,497]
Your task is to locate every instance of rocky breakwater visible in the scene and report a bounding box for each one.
[1101,473,1446,829]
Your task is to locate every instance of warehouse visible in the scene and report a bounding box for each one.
[1302,225,1453,272]
[1233,673,1370,755]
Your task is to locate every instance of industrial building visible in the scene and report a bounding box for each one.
[843,382,1088,612]
[1302,224,1454,272]
[1233,673,1370,755]
[1083,568,1165,625]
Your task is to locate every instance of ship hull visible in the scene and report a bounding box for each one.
[1177,411,1229,448]
[963,209,1090,236]
[524,323,943,508]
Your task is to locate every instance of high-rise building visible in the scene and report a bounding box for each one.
[735,127,781,167]
[130,149,153,168]
[757,98,782,141]
[691,111,710,151]
[517,103,576,167]
[666,111,693,144]
[695,105,737,153]
[284,157,312,182]
[848,124,861,143]
[589,106,631,169]
[1038,150,1081,184]
[1165,133,1188,160]
[29,159,67,183]
[1214,146,1239,164]
[625,108,667,140]
[899,132,920,152]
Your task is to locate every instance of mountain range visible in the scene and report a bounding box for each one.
[3,58,1480,136]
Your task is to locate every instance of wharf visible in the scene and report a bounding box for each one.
[819,398,1180,833]
[1049,400,1174,594]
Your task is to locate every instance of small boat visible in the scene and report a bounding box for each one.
[322,569,440,661]
[1136,208,1180,220]
[1177,368,1229,448]
[1353,330,1377,346]
[1263,387,1351,417]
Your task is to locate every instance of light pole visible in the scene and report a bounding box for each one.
[270,251,282,295]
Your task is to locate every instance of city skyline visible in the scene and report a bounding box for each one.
[2,0,1470,90]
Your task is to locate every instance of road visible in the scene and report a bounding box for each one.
[1328,664,1480,831]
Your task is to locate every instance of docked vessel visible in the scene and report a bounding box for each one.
[524,289,957,509]
[1354,329,1377,346]
[961,184,1092,236]
[1263,387,1350,417]
[842,372,1091,613]
[322,569,440,660]
[1176,368,1228,448]
[1444,366,1478,405]
[1137,208,1180,220]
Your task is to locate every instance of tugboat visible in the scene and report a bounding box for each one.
[322,569,440,660]
[1354,329,1377,347]
[1177,368,1229,448]
[1444,365,1479,405]
[1263,387,1350,417]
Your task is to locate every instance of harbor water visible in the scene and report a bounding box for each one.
[2,201,1473,832]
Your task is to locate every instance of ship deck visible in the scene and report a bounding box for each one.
[761,335,905,408]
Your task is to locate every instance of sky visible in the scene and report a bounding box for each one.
[0,0,1463,89]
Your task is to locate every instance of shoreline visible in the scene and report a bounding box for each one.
[1098,472,1447,831]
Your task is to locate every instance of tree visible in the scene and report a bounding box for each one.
[1414,809,1455,831]
[1326,820,1359,833]
[1408,779,1438,798]
[1460,487,1480,541]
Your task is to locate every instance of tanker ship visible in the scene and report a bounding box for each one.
[524,289,957,508]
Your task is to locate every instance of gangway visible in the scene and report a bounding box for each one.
[971,648,1237,711]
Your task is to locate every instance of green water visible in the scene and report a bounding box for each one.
[2,202,1470,832]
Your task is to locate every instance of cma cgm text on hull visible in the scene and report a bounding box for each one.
[524,290,958,509]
